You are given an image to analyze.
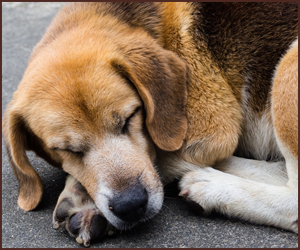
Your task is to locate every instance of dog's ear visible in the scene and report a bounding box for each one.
[2,106,43,211]
[111,42,188,151]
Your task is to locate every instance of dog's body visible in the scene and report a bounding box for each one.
[3,2,298,246]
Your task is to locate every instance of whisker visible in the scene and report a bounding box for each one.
[161,203,178,216]
[162,203,171,211]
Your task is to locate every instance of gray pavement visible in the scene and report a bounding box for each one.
[2,2,298,248]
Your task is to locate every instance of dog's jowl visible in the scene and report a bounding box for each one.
[3,2,298,247]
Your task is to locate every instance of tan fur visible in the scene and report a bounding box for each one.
[2,2,298,239]
[3,6,186,211]
[161,3,243,166]
[272,40,298,160]
[3,106,43,211]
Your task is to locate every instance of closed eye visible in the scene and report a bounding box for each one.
[122,106,141,134]
[52,147,84,157]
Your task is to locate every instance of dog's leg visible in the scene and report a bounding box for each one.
[53,176,115,247]
[180,39,298,233]
[179,159,297,233]
[213,156,288,186]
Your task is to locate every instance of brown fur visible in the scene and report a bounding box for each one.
[272,40,298,160]
[2,2,298,235]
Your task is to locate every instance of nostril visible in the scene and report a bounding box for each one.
[109,185,148,222]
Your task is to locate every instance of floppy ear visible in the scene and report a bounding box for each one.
[111,42,188,151]
[2,106,43,211]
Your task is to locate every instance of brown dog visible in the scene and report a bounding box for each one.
[3,2,298,247]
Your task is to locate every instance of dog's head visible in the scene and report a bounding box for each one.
[3,16,187,230]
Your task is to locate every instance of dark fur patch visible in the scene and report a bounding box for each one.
[192,2,298,113]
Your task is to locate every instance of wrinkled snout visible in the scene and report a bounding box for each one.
[109,183,148,222]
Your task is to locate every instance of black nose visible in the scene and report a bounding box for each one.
[109,184,148,222]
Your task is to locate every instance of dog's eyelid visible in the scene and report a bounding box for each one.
[123,105,141,119]
[129,106,141,119]
[121,106,141,134]
[51,147,85,157]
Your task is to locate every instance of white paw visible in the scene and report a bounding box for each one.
[179,167,299,234]
[179,167,235,214]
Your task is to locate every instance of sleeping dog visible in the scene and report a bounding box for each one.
[3,2,298,247]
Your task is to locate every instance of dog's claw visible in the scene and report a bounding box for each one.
[84,240,90,247]
[108,229,116,236]
[76,237,83,244]
[53,221,60,229]
[75,236,90,247]
[178,188,189,197]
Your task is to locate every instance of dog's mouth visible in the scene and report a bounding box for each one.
[95,179,164,231]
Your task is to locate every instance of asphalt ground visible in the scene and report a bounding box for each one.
[2,2,298,248]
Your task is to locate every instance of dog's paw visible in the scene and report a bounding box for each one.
[68,205,116,247]
[54,201,113,247]
[179,167,232,214]
[179,167,299,234]
[53,176,116,247]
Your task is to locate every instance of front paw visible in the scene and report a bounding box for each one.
[179,167,229,214]
[53,176,116,247]
[65,203,110,247]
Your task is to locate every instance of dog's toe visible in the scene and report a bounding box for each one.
[68,211,83,235]
[90,214,108,240]
[66,206,108,247]
[53,198,74,228]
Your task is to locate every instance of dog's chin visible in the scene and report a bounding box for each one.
[99,205,160,231]
[109,218,139,231]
